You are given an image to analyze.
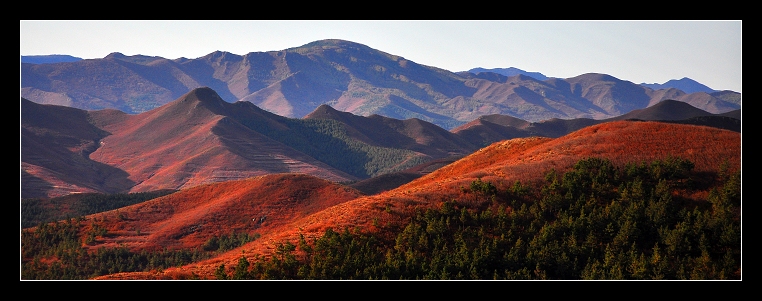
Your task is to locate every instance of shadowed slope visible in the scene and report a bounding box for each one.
[305,104,476,157]
[719,109,741,120]
[609,99,716,121]
[21,98,134,198]
[675,92,740,114]
[477,114,531,128]
[451,99,741,145]
[607,99,741,132]
[451,117,537,147]
[349,156,462,195]
[304,104,418,148]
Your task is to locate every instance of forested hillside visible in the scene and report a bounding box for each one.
[215,157,741,280]
[21,190,175,229]
[246,117,432,179]
[22,157,741,280]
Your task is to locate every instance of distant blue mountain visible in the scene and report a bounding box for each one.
[640,77,715,94]
[21,55,82,64]
[467,67,548,81]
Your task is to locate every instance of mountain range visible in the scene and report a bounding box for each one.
[20,54,726,97]
[20,39,741,130]
[21,86,740,200]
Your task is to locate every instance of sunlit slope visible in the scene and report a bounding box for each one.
[94,120,741,279]
[82,173,362,254]
[406,120,740,194]
[87,88,355,192]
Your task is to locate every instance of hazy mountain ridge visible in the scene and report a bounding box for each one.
[21,39,740,129]
[21,54,83,64]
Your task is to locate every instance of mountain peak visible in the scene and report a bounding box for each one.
[296,39,366,49]
[104,52,127,59]
[640,77,715,94]
[201,50,242,63]
[304,104,346,120]
[187,86,224,100]
[467,67,548,81]
[316,103,340,112]
[610,99,712,121]
[663,77,714,94]
[650,99,710,114]
[178,87,230,112]
[575,73,620,82]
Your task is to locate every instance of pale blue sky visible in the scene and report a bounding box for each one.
[20,20,742,93]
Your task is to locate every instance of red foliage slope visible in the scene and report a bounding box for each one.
[94,120,741,279]
[409,120,741,193]
[81,173,362,255]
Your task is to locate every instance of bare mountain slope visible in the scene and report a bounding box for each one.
[86,87,356,192]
